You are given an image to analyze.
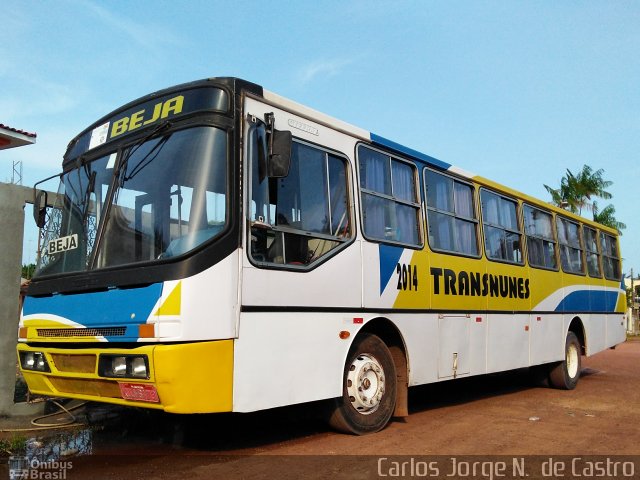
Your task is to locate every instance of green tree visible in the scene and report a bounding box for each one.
[544,165,612,215]
[21,263,35,280]
[592,201,626,234]
[545,164,624,233]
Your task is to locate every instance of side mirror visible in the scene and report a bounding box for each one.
[33,190,48,228]
[264,113,292,178]
[268,129,292,178]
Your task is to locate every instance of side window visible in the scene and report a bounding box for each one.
[424,169,479,256]
[480,190,523,264]
[600,232,621,280]
[249,132,351,267]
[556,217,584,275]
[584,226,602,278]
[523,204,558,270]
[358,145,421,247]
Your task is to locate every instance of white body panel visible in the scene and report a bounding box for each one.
[530,314,566,364]
[233,312,349,412]
[241,243,362,308]
[227,91,626,414]
[231,310,624,412]
[176,251,240,341]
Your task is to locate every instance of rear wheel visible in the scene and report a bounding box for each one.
[328,333,396,435]
[549,331,582,390]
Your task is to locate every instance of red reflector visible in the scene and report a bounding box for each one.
[353,317,363,324]
[119,382,160,403]
[525,325,530,332]
[537,316,542,321]
[476,317,482,323]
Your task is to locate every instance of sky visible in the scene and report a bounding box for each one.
[2,0,639,276]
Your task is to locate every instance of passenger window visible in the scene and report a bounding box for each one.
[424,169,478,256]
[584,226,602,278]
[480,190,523,264]
[556,217,584,275]
[249,131,351,268]
[358,146,421,247]
[600,232,621,280]
[523,205,558,270]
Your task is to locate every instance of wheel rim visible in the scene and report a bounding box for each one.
[566,342,579,379]
[346,353,385,415]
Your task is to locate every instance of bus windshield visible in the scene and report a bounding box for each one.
[36,126,228,276]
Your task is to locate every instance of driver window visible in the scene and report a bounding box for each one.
[249,129,352,268]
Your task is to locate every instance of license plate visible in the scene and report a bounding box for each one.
[119,382,160,403]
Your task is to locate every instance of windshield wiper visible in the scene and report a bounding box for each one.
[115,121,172,187]
[123,134,171,183]
[80,170,97,229]
[87,121,172,269]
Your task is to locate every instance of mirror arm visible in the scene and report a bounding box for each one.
[264,112,276,158]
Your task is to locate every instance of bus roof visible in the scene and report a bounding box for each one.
[261,85,618,236]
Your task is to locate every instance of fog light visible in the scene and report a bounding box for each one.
[112,356,127,376]
[20,351,50,372]
[24,352,35,369]
[130,357,147,378]
[99,354,150,379]
[36,353,46,370]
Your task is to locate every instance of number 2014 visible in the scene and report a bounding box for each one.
[396,263,418,291]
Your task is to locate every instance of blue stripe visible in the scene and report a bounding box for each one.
[370,133,451,170]
[554,289,619,313]
[23,283,163,341]
[379,244,404,295]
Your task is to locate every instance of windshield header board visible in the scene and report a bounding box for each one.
[66,87,229,161]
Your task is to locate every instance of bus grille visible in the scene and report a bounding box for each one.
[37,327,126,338]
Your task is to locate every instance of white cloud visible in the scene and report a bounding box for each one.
[4,125,80,177]
[76,0,186,55]
[298,58,354,84]
[0,77,79,120]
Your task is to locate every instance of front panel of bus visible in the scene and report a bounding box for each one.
[17,79,256,413]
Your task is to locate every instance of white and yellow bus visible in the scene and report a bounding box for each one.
[18,77,626,434]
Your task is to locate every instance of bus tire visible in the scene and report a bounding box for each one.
[548,331,581,390]
[328,333,396,435]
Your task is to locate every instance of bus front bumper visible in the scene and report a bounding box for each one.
[16,340,233,414]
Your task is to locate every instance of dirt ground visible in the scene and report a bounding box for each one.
[3,339,640,479]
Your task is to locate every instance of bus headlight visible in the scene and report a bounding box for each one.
[20,351,50,372]
[99,355,150,379]
[112,356,127,377]
[130,357,148,378]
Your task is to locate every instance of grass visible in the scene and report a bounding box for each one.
[0,434,27,457]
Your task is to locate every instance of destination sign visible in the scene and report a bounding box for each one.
[66,87,229,161]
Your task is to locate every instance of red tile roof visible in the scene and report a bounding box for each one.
[0,123,37,138]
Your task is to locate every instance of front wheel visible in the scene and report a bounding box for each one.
[328,333,397,435]
[548,331,582,390]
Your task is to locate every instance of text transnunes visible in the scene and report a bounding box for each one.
[430,267,531,299]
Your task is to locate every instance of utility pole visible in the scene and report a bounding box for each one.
[11,159,23,185]
[633,269,640,335]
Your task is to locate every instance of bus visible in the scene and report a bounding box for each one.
[18,77,626,435]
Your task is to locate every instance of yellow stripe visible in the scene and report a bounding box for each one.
[156,281,181,316]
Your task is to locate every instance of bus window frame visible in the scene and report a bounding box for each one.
[555,215,587,277]
[600,231,622,281]
[422,167,481,259]
[522,203,560,272]
[246,131,356,272]
[356,143,424,250]
[479,187,525,267]
[583,224,603,279]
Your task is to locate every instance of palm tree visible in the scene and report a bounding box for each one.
[592,201,626,234]
[544,177,575,211]
[570,165,612,215]
[544,165,613,215]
